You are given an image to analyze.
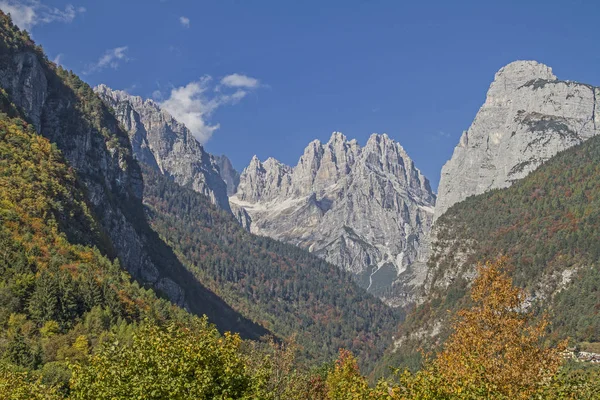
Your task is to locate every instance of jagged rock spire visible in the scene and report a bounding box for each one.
[231,132,436,306]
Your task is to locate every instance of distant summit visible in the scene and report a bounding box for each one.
[215,155,241,196]
[435,60,600,220]
[231,132,435,306]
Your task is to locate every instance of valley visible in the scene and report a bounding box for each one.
[1,3,600,398]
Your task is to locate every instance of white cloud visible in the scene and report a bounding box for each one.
[159,74,261,143]
[179,16,190,28]
[85,46,129,75]
[0,0,85,31]
[160,77,220,144]
[220,73,260,89]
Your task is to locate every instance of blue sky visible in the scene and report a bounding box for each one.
[3,0,600,190]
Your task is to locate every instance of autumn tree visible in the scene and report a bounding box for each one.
[325,349,370,400]
[392,258,567,399]
[0,364,61,400]
[242,336,331,400]
[433,258,566,397]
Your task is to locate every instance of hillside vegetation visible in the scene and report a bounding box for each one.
[0,101,210,389]
[0,9,398,378]
[4,250,599,398]
[391,131,600,370]
[142,165,400,371]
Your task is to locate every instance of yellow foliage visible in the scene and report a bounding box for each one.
[325,349,370,400]
[383,258,568,399]
[72,335,89,355]
[39,320,60,338]
[69,318,257,399]
[432,258,566,398]
[0,116,101,276]
[0,366,61,400]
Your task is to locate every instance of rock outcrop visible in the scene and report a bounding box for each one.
[216,155,240,196]
[435,60,600,220]
[0,52,161,285]
[0,23,273,339]
[231,132,435,305]
[94,85,230,211]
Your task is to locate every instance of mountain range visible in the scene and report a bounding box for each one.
[1,7,600,391]
[94,80,437,308]
[90,58,600,362]
[93,58,600,318]
[0,15,397,375]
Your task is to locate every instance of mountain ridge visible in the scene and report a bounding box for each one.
[94,84,231,212]
[389,131,600,366]
[231,131,435,306]
[0,16,269,339]
[381,60,600,372]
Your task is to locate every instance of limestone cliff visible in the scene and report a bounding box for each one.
[94,85,230,211]
[215,155,240,196]
[435,60,600,220]
[232,132,435,306]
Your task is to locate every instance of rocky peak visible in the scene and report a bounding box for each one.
[487,60,556,97]
[248,155,263,170]
[364,133,407,161]
[300,139,325,166]
[95,85,230,212]
[328,131,346,142]
[96,85,163,119]
[95,84,124,101]
[326,132,353,157]
[235,158,263,203]
[324,132,352,164]
[215,155,240,196]
[231,132,436,306]
[264,156,291,171]
[235,155,292,203]
[361,134,433,202]
[435,60,600,220]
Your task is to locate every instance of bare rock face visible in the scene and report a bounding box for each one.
[215,155,240,196]
[0,49,170,299]
[231,132,435,305]
[0,53,47,131]
[95,85,230,212]
[435,60,600,220]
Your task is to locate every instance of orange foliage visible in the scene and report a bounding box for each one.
[432,257,567,398]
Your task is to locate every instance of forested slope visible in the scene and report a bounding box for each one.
[389,131,600,370]
[0,99,209,387]
[0,116,312,398]
[143,165,401,371]
[0,10,269,340]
